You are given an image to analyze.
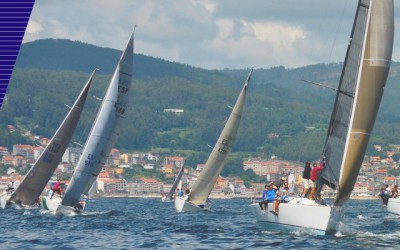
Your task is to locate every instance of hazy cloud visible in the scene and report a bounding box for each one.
[23,0,400,69]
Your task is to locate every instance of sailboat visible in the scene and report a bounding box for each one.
[175,68,253,212]
[40,29,134,215]
[250,0,394,234]
[387,191,400,214]
[0,70,96,209]
[162,165,185,202]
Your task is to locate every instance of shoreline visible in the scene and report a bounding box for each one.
[95,194,379,200]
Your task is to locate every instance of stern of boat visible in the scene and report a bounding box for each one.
[250,198,336,234]
[174,196,210,212]
[387,198,400,215]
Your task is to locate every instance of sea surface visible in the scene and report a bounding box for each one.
[0,198,399,249]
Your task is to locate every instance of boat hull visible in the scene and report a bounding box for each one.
[250,198,343,235]
[387,198,400,215]
[161,196,173,203]
[0,193,26,209]
[174,196,210,212]
[41,196,82,216]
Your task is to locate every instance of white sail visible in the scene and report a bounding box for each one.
[8,70,96,207]
[61,31,134,207]
[188,69,252,206]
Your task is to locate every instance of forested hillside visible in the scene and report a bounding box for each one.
[2,39,400,169]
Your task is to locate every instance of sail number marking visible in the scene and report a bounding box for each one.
[48,142,61,153]
[85,154,96,168]
[42,142,61,163]
[119,78,130,88]
[114,103,126,115]
[118,86,129,94]
[42,152,54,163]
[218,138,232,155]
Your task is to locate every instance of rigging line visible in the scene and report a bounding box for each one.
[328,0,351,62]
[77,77,107,146]
[300,79,354,98]
[320,141,338,206]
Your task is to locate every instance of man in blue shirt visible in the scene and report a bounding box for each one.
[258,183,276,211]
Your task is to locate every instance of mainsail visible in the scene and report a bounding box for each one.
[319,0,393,206]
[166,165,185,200]
[61,31,134,207]
[188,69,252,205]
[10,70,96,206]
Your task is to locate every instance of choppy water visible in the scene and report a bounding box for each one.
[0,198,399,249]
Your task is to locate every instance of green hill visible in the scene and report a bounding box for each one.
[2,39,400,166]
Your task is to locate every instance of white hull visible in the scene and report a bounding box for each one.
[174,196,210,212]
[0,193,9,209]
[161,196,173,203]
[0,192,26,209]
[250,198,343,235]
[40,196,83,216]
[387,198,400,215]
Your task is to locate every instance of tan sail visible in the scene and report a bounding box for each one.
[189,69,252,206]
[334,0,393,206]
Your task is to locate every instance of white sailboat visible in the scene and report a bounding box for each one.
[387,198,400,214]
[0,70,96,209]
[250,0,393,234]
[162,165,185,202]
[387,185,400,214]
[40,29,134,215]
[175,69,253,212]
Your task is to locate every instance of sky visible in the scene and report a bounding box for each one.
[23,0,400,70]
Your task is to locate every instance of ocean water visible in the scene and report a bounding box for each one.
[0,198,399,249]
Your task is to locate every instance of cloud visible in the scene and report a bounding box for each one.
[23,0,400,69]
[25,20,43,34]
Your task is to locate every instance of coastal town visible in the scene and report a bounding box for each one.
[0,125,397,199]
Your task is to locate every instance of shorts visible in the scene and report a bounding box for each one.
[302,178,311,189]
[310,180,316,188]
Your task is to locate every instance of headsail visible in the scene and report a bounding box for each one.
[188,69,253,205]
[61,30,134,207]
[10,70,97,206]
[166,165,185,200]
[319,0,393,206]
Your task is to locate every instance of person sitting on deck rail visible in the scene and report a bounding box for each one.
[379,187,390,207]
[271,183,290,215]
[178,188,184,197]
[258,183,275,211]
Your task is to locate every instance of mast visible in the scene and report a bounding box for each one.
[61,30,134,207]
[319,0,393,206]
[188,68,252,205]
[10,70,96,206]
